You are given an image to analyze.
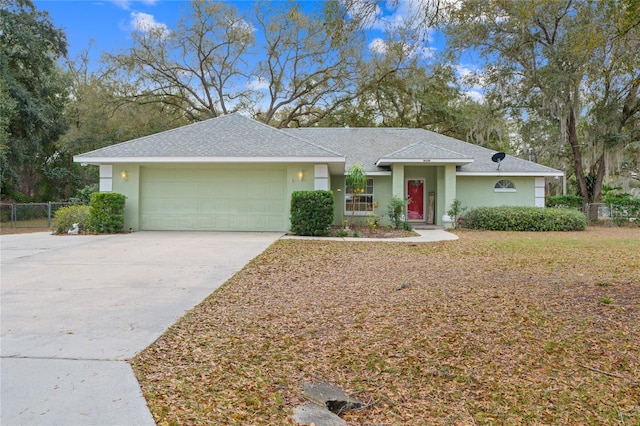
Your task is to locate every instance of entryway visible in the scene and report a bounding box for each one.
[406,178,435,225]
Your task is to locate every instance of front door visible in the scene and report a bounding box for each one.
[407,179,425,221]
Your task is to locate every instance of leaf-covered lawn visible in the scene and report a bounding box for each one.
[132,228,640,425]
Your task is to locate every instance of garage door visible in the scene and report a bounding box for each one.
[140,166,288,231]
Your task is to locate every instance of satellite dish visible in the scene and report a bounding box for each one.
[491,152,506,170]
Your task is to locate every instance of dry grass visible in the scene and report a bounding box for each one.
[132,228,640,425]
[0,225,49,235]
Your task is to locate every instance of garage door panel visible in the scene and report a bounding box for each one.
[140,167,288,231]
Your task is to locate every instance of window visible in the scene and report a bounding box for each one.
[494,179,516,192]
[345,178,374,214]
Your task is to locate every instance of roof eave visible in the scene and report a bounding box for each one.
[73,156,346,164]
[376,158,474,167]
[341,170,392,176]
[456,171,564,177]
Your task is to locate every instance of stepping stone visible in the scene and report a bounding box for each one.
[303,382,364,413]
[291,403,347,426]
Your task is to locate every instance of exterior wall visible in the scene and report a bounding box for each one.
[330,175,345,226]
[100,161,544,232]
[456,176,538,209]
[110,163,140,231]
[443,165,457,227]
[105,162,317,232]
[374,176,393,226]
[391,164,404,200]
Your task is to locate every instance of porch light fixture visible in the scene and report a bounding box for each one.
[121,170,128,181]
[297,170,304,181]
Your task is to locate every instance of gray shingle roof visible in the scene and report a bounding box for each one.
[75,113,561,176]
[284,127,449,172]
[380,140,473,162]
[75,113,342,160]
[425,133,562,175]
[285,127,561,175]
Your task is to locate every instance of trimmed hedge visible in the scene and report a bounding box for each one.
[52,205,91,234]
[461,206,586,231]
[290,190,334,236]
[546,195,584,209]
[89,192,126,233]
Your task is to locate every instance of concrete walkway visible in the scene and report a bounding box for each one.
[282,228,459,242]
[1,229,456,425]
[0,231,282,425]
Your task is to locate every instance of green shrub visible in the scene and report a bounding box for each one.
[70,184,98,205]
[546,195,584,209]
[89,192,126,233]
[461,206,586,231]
[52,205,91,234]
[290,190,334,236]
[335,228,349,237]
[447,198,466,228]
[387,196,407,229]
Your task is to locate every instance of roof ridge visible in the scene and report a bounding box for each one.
[233,115,344,157]
[381,140,422,158]
[290,126,412,131]
[381,140,472,159]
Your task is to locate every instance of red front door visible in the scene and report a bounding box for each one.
[407,179,424,220]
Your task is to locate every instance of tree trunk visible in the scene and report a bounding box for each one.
[592,153,606,204]
[567,106,589,201]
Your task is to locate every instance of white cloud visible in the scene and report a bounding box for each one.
[246,77,269,91]
[368,38,434,59]
[230,18,256,35]
[457,64,486,103]
[368,38,387,54]
[463,90,485,103]
[369,0,439,34]
[456,64,486,89]
[109,0,159,10]
[130,11,168,34]
[109,0,132,10]
[413,44,436,59]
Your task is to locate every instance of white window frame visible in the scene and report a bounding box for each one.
[494,179,516,193]
[345,178,374,216]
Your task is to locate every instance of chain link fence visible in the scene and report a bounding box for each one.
[0,202,72,228]
[584,203,640,227]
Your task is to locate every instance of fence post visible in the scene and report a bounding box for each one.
[11,204,16,227]
[609,203,614,227]
[584,203,590,226]
[48,201,52,227]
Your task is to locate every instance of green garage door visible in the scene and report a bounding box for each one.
[140,166,288,231]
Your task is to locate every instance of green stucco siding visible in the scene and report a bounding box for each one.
[110,163,140,231]
[137,165,289,231]
[456,176,536,209]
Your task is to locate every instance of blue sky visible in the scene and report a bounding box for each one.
[33,0,484,101]
[34,0,191,62]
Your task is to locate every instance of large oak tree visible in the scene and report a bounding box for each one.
[0,0,69,199]
[444,0,640,202]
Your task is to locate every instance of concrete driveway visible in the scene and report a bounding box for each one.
[0,231,282,425]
